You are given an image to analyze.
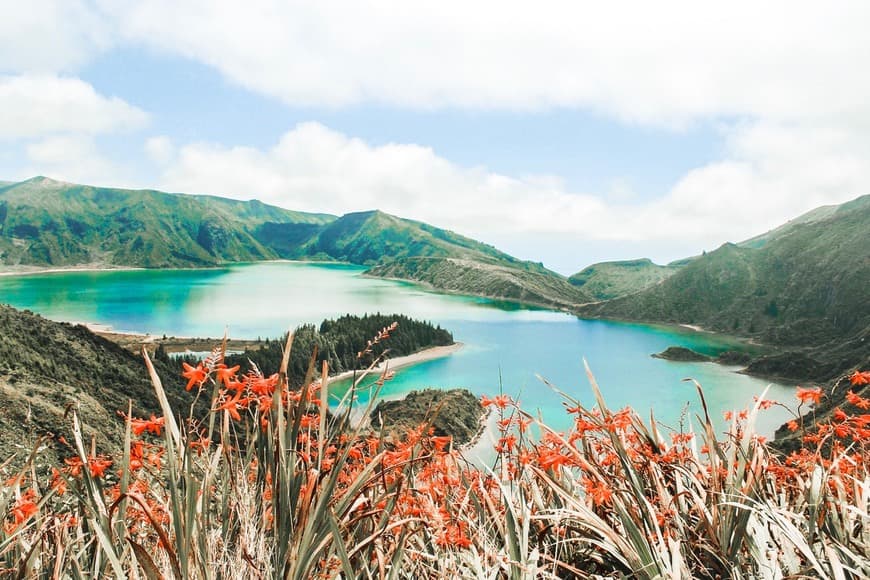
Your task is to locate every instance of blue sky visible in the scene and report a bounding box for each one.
[1,1,868,273]
[78,47,723,197]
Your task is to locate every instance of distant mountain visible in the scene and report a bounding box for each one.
[0,177,586,307]
[579,195,870,381]
[568,258,683,301]
[286,209,533,266]
[296,211,589,307]
[0,176,334,268]
[367,257,588,309]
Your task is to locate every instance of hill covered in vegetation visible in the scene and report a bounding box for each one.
[371,388,484,445]
[0,176,585,307]
[578,195,870,381]
[366,256,589,309]
[0,176,333,268]
[568,258,683,300]
[177,313,454,387]
[0,304,194,467]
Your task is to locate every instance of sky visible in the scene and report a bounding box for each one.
[1,1,868,274]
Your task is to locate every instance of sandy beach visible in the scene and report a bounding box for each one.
[331,342,464,427]
[331,342,463,384]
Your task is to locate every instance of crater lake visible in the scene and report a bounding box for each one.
[0,261,794,435]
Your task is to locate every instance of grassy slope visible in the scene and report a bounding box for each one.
[289,210,525,266]
[0,177,334,268]
[0,178,579,307]
[568,258,682,300]
[579,195,870,380]
[290,210,588,305]
[366,256,590,309]
[0,304,196,467]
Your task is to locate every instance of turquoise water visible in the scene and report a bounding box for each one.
[0,262,795,435]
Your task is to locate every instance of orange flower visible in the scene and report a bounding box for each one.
[430,435,452,452]
[130,414,165,436]
[481,394,511,409]
[849,370,870,386]
[517,416,531,433]
[3,489,38,534]
[299,414,318,429]
[495,434,517,454]
[795,386,823,405]
[786,420,799,432]
[182,362,208,391]
[88,456,113,478]
[189,437,211,454]
[215,364,241,386]
[537,449,570,472]
[50,468,67,495]
[846,390,870,410]
[63,456,84,477]
[582,477,613,506]
[216,389,244,421]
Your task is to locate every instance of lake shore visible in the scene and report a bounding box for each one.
[331,342,464,384]
[88,321,464,380]
[0,264,146,277]
[85,324,265,355]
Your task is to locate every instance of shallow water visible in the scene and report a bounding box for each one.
[0,262,795,435]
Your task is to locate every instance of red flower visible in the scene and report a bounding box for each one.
[3,489,38,534]
[215,364,240,386]
[430,435,452,452]
[216,389,244,421]
[846,390,870,410]
[481,394,511,409]
[795,386,823,405]
[582,478,613,506]
[88,456,113,478]
[182,362,208,391]
[849,370,870,386]
[130,414,165,436]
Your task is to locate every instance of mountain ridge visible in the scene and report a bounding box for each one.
[0,176,588,307]
[577,194,870,381]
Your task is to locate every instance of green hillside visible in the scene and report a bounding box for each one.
[579,195,870,380]
[366,256,589,309]
[568,258,681,300]
[0,177,581,307]
[0,304,195,468]
[288,209,540,267]
[0,177,334,268]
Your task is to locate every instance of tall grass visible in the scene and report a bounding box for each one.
[1,329,868,578]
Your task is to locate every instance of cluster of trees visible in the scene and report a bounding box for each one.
[176,313,453,386]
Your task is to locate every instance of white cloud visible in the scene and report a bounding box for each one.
[0,0,111,73]
[154,121,867,273]
[24,135,122,184]
[0,75,148,139]
[91,1,870,271]
[101,1,870,125]
[4,1,869,272]
[145,136,175,164]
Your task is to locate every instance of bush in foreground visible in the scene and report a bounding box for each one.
[1,329,868,578]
